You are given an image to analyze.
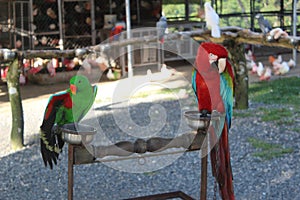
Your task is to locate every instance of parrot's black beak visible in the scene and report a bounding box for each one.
[211,62,219,71]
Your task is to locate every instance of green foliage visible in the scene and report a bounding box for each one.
[162,3,200,21]
[247,137,293,160]
[219,0,297,29]
[163,0,300,30]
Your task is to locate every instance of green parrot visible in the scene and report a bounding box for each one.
[40,75,97,169]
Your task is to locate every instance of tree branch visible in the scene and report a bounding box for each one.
[1,26,299,61]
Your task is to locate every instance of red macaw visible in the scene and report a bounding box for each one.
[192,42,235,199]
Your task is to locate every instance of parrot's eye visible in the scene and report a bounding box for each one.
[208,53,218,64]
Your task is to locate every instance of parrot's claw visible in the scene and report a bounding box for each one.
[200,109,210,117]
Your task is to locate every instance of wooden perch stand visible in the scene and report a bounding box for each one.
[67,128,209,200]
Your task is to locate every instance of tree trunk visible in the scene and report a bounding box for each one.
[224,40,249,109]
[7,58,24,150]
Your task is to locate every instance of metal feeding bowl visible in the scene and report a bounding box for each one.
[61,123,96,145]
[184,110,222,130]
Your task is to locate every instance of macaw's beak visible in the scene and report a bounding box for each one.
[70,84,77,95]
[218,58,226,73]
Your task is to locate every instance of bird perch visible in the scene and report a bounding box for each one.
[1,26,299,61]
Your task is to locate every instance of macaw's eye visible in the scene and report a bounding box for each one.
[209,53,217,59]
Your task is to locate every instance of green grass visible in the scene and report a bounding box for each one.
[233,111,254,118]
[260,107,295,125]
[249,77,300,107]
[290,127,300,133]
[247,137,294,160]
[260,108,293,121]
[248,77,300,125]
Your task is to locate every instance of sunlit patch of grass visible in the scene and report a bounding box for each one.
[249,77,300,106]
[130,88,181,98]
[247,137,293,160]
[95,86,190,104]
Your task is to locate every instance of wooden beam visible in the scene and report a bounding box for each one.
[1,26,299,62]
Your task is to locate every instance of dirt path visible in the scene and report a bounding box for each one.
[1,61,300,108]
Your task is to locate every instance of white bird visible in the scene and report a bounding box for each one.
[106,68,115,80]
[251,60,258,74]
[279,62,290,75]
[257,62,264,77]
[204,2,220,38]
[288,59,296,68]
[274,61,290,75]
[146,69,153,82]
[277,55,283,63]
[245,49,255,62]
[160,64,174,77]
[260,67,272,81]
[245,50,256,70]
[269,55,280,66]
[269,28,288,40]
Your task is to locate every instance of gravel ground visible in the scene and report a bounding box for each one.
[0,66,300,200]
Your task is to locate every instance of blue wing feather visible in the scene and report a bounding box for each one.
[220,72,234,129]
[191,69,198,103]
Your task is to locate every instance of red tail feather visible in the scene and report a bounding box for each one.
[211,123,235,200]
